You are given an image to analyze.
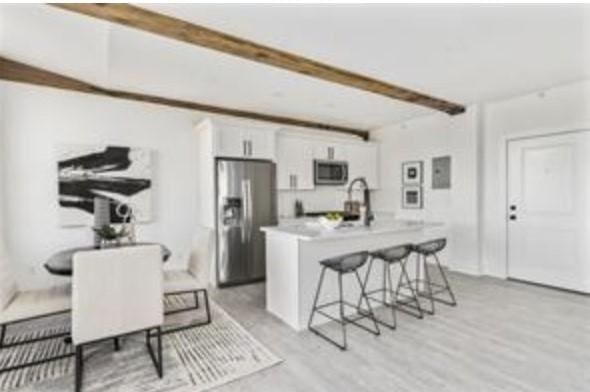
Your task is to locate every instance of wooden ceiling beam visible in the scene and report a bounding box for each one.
[52,3,466,115]
[0,56,369,140]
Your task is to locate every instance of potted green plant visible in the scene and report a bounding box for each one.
[92,225,128,248]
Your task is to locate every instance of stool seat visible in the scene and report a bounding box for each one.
[320,251,369,273]
[371,243,413,263]
[414,238,446,255]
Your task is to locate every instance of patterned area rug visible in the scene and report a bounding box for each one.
[0,295,282,392]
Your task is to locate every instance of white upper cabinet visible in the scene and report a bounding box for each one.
[242,128,276,160]
[345,142,379,190]
[213,122,276,160]
[214,123,244,157]
[313,142,347,161]
[277,135,315,190]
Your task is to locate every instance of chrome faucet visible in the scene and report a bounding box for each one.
[347,177,374,227]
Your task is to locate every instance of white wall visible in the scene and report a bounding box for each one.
[0,83,19,305]
[0,81,364,289]
[0,84,6,252]
[278,188,349,218]
[374,79,590,277]
[371,107,481,273]
[1,83,203,289]
[481,80,590,277]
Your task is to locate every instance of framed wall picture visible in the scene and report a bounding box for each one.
[402,161,423,185]
[432,156,451,189]
[402,186,423,209]
[57,144,153,227]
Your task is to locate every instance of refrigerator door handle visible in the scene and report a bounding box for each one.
[241,179,253,243]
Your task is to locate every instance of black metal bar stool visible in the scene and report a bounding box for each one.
[359,243,425,326]
[308,251,380,350]
[406,238,457,315]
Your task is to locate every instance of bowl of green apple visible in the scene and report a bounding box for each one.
[318,212,343,230]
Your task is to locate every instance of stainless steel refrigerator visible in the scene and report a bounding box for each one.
[216,159,277,286]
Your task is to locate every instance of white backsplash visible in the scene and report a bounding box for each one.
[278,187,366,218]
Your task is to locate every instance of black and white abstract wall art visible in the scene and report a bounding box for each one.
[57,144,153,227]
[402,160,423,185]
[402,185,423,209]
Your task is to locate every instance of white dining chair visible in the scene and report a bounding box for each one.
[0,252,72,374]
[162,226,212,334]
[72,245,164,392]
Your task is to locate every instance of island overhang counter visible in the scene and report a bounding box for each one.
[261,220,447,331]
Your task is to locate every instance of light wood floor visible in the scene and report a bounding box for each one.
[211,272,589,392]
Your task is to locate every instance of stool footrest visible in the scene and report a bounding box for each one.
[314,300,363,312]
[398,280,448,292]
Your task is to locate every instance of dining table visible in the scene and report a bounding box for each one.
[44,242,172,276]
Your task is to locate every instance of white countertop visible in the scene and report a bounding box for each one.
[261,219,444,241]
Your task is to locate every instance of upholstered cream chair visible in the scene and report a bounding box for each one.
[0,251,72,374]
[72,245,164,392]
[162,226,213,334]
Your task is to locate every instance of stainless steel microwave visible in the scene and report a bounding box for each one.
[314,160,348,185]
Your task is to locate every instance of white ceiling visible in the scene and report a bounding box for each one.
[1,4,590,131]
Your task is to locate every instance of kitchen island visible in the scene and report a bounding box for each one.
[261,219,446,331]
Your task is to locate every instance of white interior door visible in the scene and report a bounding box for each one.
[507,131,590,293]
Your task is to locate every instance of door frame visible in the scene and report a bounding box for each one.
[502,126,590,280]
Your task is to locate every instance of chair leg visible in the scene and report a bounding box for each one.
[415,252,421,293]
[386,263,397,329]
[307,266,327,330]
[433,253,458,306]
[194,291,200,309]
[157,327,163,378]
[354,270,380,336]
[161,289,212,336]
[75,345,84,392]
[337,272,347,350]
[395,258,424,319]
[0,319,75,375]
[308,267,347,351]
[422,255,436,315]
[146,327,164,378]
[357,256,375,310]
[382,260,387,304]
[202,290,212,325]
[0,325,5,349]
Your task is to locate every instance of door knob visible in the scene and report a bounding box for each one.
[509,215,517,221]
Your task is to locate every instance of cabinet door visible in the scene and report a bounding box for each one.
[295,141,315,190]
[214,125,275,159]
[246,128,275,160]
[277,136,296,190]
[215,124,246,158]
[276,136,315,190]
[314,142,347,161]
